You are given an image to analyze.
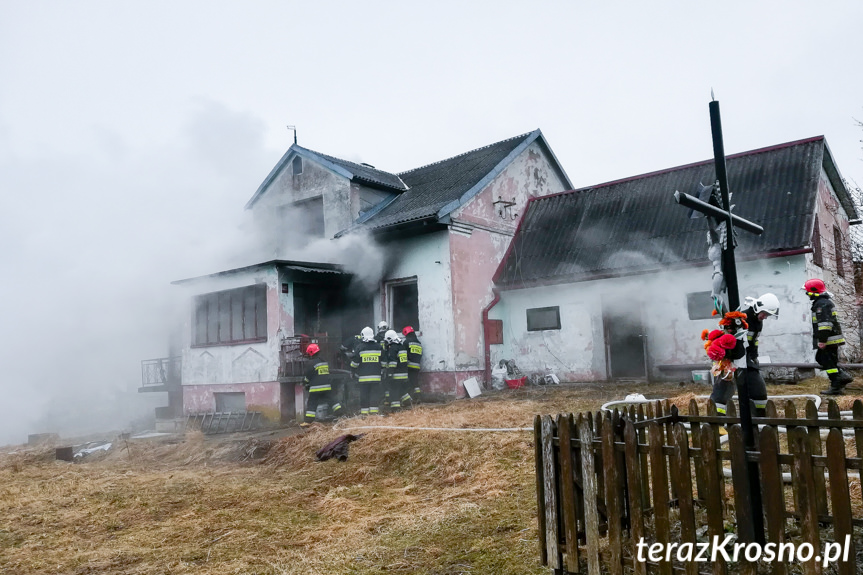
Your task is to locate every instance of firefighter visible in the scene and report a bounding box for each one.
[301,343,341,426]
[709,294,779,416]
[339,333,362,370]
[804,279,854,395]
[384,329,410,410]
[375,321,389,345]
[403,326,423,402]
[350,326,383,416]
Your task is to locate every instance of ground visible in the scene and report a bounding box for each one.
[0,378,856,575]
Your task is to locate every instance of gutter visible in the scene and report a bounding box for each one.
[482,288,502,384]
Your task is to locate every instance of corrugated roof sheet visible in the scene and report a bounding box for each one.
[298,146,408,191]
[360,132,536,229]
[496,137,841,288]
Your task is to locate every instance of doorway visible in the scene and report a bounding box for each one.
[602,297,647,380]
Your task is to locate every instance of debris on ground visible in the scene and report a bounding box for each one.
[315,433,365,462]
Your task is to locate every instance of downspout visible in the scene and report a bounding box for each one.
[482,287,501,384]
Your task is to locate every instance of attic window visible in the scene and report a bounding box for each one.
[812,216,823,267]
[834,225,845,277]
[292,156,303,175]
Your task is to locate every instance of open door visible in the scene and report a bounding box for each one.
[602,297,648,380]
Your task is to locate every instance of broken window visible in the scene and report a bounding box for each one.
[193,284,267,346]
[527,306,560,331]
[834,225,845,277]
[285,196,325,239]
[812,216,823,267]
[686,291,715,320]
[389,280,420,333]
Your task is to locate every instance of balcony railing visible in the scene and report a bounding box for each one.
[279,335,350,380]
[140,356,182,390]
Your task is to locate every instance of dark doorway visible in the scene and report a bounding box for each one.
[602,297,647,379]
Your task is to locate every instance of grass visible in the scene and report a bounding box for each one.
[0,378,859,574]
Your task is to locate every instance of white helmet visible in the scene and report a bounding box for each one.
[361,327,375,341]
[384,329,399,343]
[377,320,389,332]
[748,293,780,318]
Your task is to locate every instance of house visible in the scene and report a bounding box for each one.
[488,136,860,382]
[142,130,572,422]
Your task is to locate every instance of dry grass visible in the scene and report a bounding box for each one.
[1,379,860,574]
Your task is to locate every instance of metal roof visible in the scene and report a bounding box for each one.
[172,260,346,285]
[495,136,854,288]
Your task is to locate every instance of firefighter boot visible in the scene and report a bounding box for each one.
[837,370,855,386]
[821,374,845,396]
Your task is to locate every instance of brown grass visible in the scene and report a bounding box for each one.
[1,379,860,574]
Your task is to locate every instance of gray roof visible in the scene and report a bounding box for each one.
[495,136,856,288]
[172,260,345,285]
[246,145,407,209]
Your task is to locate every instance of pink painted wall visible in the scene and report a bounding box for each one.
[183,381,283,422]
[448,142,568,373]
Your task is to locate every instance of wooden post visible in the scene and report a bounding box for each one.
[541,415,561,570]
[557,414,580,573]
[578,415,601,575]
[624,420,647,575]
[648,421,672,575]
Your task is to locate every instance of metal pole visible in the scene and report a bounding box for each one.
[709,99,765,545]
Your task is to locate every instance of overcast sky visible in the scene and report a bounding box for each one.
[1,1,861,445]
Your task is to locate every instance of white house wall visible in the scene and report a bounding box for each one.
[490,255,813,381]
[376,230,455,373]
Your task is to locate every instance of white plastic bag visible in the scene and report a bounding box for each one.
[491,364,508,391]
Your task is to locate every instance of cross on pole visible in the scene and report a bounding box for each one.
[674,98,766,545]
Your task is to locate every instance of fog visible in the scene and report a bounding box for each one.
[2,1,862,445]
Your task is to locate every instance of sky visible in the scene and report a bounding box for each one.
[1,1,861,445]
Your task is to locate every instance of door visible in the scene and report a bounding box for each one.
[602,297,647,379]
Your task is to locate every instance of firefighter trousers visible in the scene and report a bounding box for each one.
[305,388,342,423]
[709,368,767,416]
[816,346,851,389]
[358,381,382,416]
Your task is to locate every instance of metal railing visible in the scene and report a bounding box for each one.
[141,356,182,387]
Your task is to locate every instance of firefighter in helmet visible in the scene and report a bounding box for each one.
[708,293,779,416]
[350,327,383,416]
[402,326,423,402]
[804,279,854,395]
[384,329,410,410]
[301,343,341,426]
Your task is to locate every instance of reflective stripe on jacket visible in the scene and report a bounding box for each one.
[811,295,845,349]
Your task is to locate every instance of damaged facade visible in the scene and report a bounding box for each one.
[489,136,860,382]
[143,130,572,422]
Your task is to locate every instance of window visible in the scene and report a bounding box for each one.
[193,284,267,346]
[389,280,419,332]
[527,306,561,331]
[812,216,823,267]
[834,225,845,277]
[283,196,325,239]
[214,392,246,412]
[686,291,715,320]
[292,156,303,175]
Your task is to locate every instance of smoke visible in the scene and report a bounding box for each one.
[0,99,274,446]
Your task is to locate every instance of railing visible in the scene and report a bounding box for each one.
[141,356,182,387]
[278,335,349,379]
[535,398,862,575]
[185,411,262,434]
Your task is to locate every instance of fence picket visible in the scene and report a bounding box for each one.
[578,415,601,575]
[601,418,622,575]
[853,400,863,460]
[727,426,756,550]
[672,423,698,575]
[790,426,820,575]
[557,414,579,573]
[689,399,706,503]
[533,415,548,567]
[706,399,727,513]
[805,400,829,516]
[785,400,801,517]
[637,404,650,509]
[758,425,787,575]
[624,420,646,575]
[826,428,856,575]
[540,415,561,570]
[648,421,672,575]
[700,424,728,575]
[827,399,841,422]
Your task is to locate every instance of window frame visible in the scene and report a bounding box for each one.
[386,277,420,333]
[686,291,716,320]
[526,306,561,332]
[192,284,268,348]
[812,215,823,267]
[833,225,845,277]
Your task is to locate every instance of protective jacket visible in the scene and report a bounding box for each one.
[386,340,409,381]
[303,356,332,393]
[404,332,423,371]
[351,340,383,383]
[743,306,762,367]
[811,295,845,349]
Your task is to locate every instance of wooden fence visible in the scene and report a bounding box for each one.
[535,398,863,575]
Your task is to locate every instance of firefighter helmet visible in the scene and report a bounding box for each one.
[751,293,780,317]
[803,278,827,296]
[305,343,320,356]
[384,329,399,343]
[402,326,414,336]
[361,327,375,342]
[377,321,389,332]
